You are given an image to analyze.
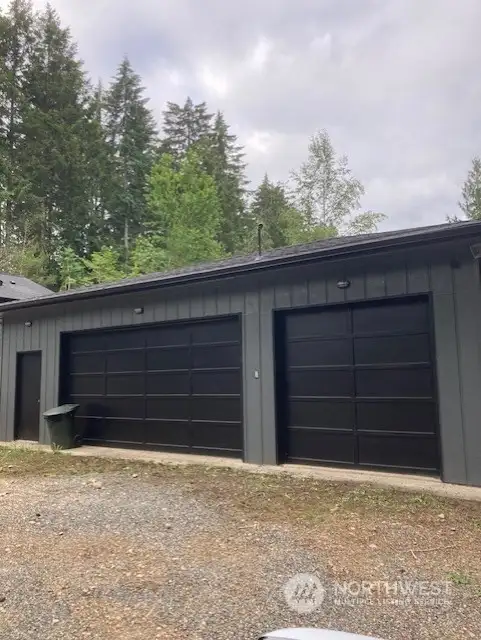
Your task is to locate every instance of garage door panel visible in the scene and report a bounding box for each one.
[69,333,106,353]
[103,397,145,419]
[106,350,144,373]
[356,400,437,433]
[192,344,241,369]
[288,369,353,397]
[289,399,354,429]
[355,367,432,398]
[144,420,190,448]
[191,320,239,344]
[106,373,144,396]
[106,330,145,350]
[191,396,240,423]
[285,308,349,339]
[354,333,430,365]
[146,396,190,420]
[191,422,243,452]
[100,419,145,444]
[76,399,106,418]
[353,299,428,335]
[191,370,240,395]
[287,338,352,367]
[146,347,190,371]
[146,371,190,395]
[286,428,356,464]
[64,317,242,456]
[71,353,104,374]
[146,325,189,347]
[69,373,104,396]
[358,434,438,470]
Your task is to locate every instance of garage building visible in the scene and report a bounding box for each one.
[1,221,481,486]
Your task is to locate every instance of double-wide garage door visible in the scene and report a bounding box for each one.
[62,317,243,457]
[278,296,440,473]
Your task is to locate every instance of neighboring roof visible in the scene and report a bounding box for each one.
[0,273,52,301]
[1,220,481,312]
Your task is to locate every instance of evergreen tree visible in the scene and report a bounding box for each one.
[104,57,157,261]
[0,0,35,244]
[83,246,125,284]
[57,246,87,290]
[161,97,212,161]
[292,130,385,235]
[199,111,249,253]
[459,157,481,220]
[20,5,103,257]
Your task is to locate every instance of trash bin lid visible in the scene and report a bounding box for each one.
[43,404,80,417]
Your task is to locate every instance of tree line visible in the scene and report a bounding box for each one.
[0,0,386,290]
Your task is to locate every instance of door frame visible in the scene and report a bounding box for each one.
[273,292,442,476]
[14,350,42,441]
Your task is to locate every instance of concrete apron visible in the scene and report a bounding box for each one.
[5,440,481,503]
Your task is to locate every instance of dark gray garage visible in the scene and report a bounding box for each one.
[1,220,481,486]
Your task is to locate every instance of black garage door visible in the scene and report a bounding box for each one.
[62,317,243,457]
[277,297,440,473]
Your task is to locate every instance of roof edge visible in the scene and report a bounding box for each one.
[1,223,479,313]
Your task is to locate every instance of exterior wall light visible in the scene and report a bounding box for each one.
[24,321,32,327]
[134,307,144,315]
[336,280,351,289]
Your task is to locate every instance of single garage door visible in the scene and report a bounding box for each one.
[62,316,243,457]
[277,296,440,473]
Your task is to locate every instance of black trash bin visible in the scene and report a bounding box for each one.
[43,404,80,450]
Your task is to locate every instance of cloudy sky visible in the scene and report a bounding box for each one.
[5,0,481,230]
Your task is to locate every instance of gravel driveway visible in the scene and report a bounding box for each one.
[0,456,480,639]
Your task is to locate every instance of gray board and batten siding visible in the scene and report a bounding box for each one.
[1,232,481,485]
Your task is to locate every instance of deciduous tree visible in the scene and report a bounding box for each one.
[292,130,384,235]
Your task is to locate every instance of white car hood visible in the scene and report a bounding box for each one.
[260,629,382,640]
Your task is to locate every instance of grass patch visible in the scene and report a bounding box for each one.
[447,571,472,586]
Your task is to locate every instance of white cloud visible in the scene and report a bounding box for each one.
[248,37,274,72]
[1,0,480,229]
[197,64,230,98]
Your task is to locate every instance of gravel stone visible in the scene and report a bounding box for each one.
[0,471,479,640]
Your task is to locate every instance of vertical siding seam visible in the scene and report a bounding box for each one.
[452,268,468,479]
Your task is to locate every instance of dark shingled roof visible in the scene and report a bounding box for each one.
[0,273,52,301]
[2,220,481,311]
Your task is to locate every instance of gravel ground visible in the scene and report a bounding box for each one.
[0,463,480,640]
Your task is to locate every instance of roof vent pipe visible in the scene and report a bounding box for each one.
[258,223,264,256]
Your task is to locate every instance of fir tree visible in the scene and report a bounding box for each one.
[161,97,212,161]
[199,111,249,253]
[0,0,35,244]
[20,4,101,257]
[104,56,157,261]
